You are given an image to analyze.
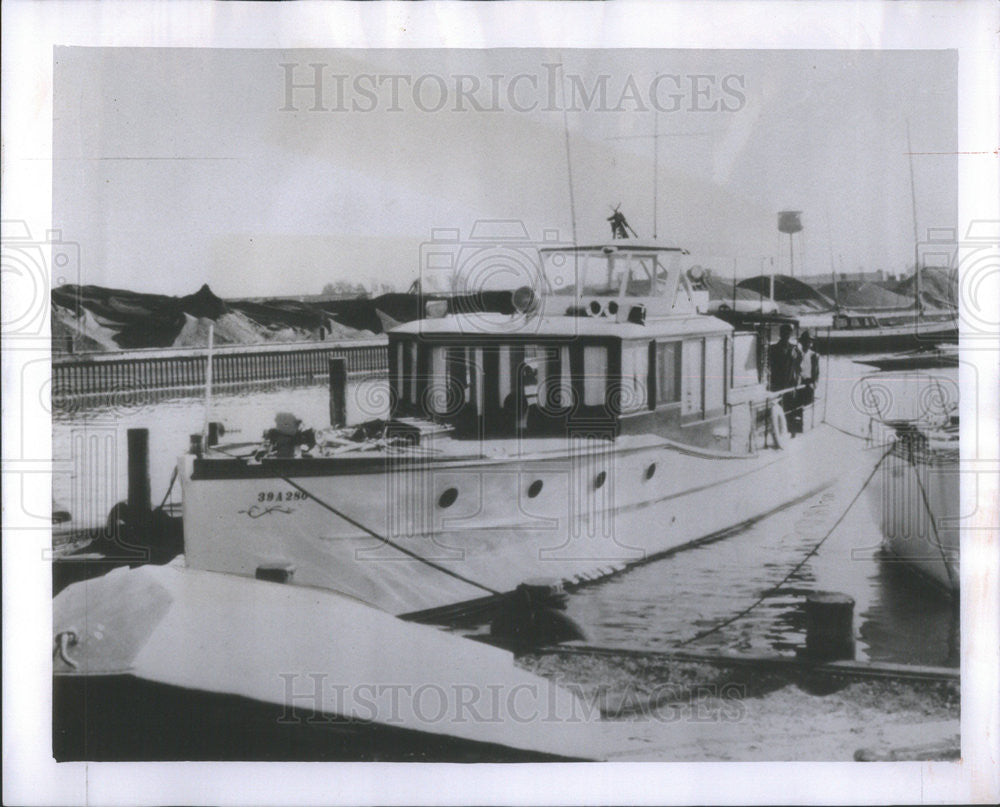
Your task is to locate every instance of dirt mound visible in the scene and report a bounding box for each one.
[53,282,566,353]
[816,281,914,310]
[889,267,957,309]
[737,275,835,314]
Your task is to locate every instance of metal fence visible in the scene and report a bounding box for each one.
[52,338,388,398]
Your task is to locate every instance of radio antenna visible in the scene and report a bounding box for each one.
[559,63,578,245]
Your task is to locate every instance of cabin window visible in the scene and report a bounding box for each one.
[655,341,681,404]
[444,346,482,416]
[427,346,451,415]
[704,336,726,413]
[394,341,404,403]
[583,346,608,407]
[620,341,649,412]
[522,345,557,410]
[408,340,419,404]
[732,332,759,388]
[498,345,512,410]
[682,339,705,416]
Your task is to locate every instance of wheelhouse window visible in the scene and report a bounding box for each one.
[547,249,682,299]
[655,341,681,404]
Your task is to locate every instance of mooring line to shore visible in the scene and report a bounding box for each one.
[157,467,179,510]
[207,440,896,651]
[673,444,894,647]
[208,444,502,596]
[272,472,502,597]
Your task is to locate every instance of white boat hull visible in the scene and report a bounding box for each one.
[869,438,959,593]
[181,424,866,615]
[53,563,592,760]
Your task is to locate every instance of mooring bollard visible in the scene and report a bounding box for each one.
[490,578,587,651]
[127,428,152,521]
[803,591,856,661]
[329,357,347,428]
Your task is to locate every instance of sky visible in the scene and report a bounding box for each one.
[53,47,957,298]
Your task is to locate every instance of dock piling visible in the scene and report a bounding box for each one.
[329,357,347,428]
[803,591,856,661]
[127,428,152,522]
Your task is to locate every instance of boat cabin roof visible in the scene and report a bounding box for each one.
[538,240,689,255]
[390,311,730,340]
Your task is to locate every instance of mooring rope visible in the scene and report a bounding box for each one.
[824,420,882,444]
[674,444,894,647]
[901,441,958,593]
[156,466,179,510]
[208,445,500,596]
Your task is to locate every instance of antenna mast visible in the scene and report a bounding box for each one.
[653,113,659,239]
[906,119,922,314]
[559,64,578,245]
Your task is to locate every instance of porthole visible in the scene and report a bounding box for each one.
[438,487,458,508]
[608,300,619,316]
[527,479,544,498]
[594,471,607,490]
[645,463,657,480]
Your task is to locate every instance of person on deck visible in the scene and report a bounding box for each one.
[768,324,802,436]
[767,324,802,393]
[790,330,820,435]
[797,330,820,404]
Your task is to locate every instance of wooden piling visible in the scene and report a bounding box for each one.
[207,421,222,447]
[126,429,152,519]
[329,357,347,427]
[803,591,856,661]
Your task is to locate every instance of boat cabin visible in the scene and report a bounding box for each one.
[833,313,881,330]
[388,242,781,450]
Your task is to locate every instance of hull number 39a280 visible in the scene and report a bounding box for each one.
[257,490,308,503]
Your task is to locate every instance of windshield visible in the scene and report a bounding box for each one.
[541,250,681,298]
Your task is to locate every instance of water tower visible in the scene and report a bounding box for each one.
[778,211,803,277]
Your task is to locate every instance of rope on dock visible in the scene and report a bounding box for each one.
[674,444,895,647]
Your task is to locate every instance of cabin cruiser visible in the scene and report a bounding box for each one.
[178,240,867,618]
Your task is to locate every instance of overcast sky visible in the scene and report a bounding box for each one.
[54,47,956,298]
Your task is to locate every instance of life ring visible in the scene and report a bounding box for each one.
[769,404,788,449]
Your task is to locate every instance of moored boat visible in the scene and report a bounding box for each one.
[854,344,959,372]
[52,563,593,761]
[178,240,869,618]
[868,417,960,595]
[809,310,958,355]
